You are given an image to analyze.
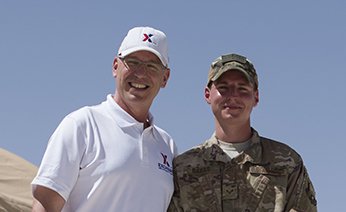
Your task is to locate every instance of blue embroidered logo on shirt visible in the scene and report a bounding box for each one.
[158,153,172,175]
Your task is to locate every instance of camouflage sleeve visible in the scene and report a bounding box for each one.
[167,194,180,212]
[285,162,317,212]
[167,169,182,212]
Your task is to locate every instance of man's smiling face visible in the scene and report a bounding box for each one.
[112,50,170,117]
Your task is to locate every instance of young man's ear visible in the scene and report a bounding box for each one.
[112,57,118,78]
[254,90,259,107]
[204,86,211,104]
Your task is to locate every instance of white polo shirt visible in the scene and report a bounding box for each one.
[32,95,177,212]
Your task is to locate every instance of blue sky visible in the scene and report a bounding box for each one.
[1,1,345,211]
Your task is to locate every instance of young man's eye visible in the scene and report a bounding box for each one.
[217,86,228,90]
[239,87,251,92]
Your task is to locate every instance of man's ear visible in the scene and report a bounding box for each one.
[160,69,170,88]
[254,90,259,107]
[112,57,118,78]
[205,86,211,104]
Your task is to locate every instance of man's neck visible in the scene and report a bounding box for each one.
[112,95,150,123]
[215,121,252,143]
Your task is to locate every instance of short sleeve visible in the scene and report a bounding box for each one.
[32,116,86,201]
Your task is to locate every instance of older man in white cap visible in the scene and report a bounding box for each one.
[32,26,177,212]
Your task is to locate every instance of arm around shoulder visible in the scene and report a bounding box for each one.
[32,185,65,212]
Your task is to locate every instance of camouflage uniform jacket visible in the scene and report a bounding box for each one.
[168,129,317,212]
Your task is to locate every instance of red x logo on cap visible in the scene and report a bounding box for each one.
[143,33,153,43]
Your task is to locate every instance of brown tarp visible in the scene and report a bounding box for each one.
[0,148,38,212]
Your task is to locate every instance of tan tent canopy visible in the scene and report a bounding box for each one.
[0,148,38,212]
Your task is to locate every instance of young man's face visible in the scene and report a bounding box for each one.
[113,50,170,113]
[205,70,259,126]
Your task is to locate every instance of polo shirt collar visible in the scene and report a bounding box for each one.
[105,94,155,130]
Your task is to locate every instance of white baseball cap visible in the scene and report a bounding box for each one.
[118,26,169,67]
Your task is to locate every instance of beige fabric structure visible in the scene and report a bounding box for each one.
[0,148,38,212]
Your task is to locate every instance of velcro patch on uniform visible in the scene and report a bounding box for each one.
[192,166,210,174]
[249,166,285,176]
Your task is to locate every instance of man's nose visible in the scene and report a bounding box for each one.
[225,87,238,97]
[133,64,148,75]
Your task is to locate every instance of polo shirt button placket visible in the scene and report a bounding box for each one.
[140,129,151,164]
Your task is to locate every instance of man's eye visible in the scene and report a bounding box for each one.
[239,87,250,92]
[217,86,228,90]
[147,64,160,72]
[126,59,140,66]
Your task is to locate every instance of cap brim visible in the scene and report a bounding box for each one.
[118,46,167,67]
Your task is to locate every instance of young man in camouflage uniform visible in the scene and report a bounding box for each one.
[168,53,317,212]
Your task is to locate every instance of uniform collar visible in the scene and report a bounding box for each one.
[202,128,262,164]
